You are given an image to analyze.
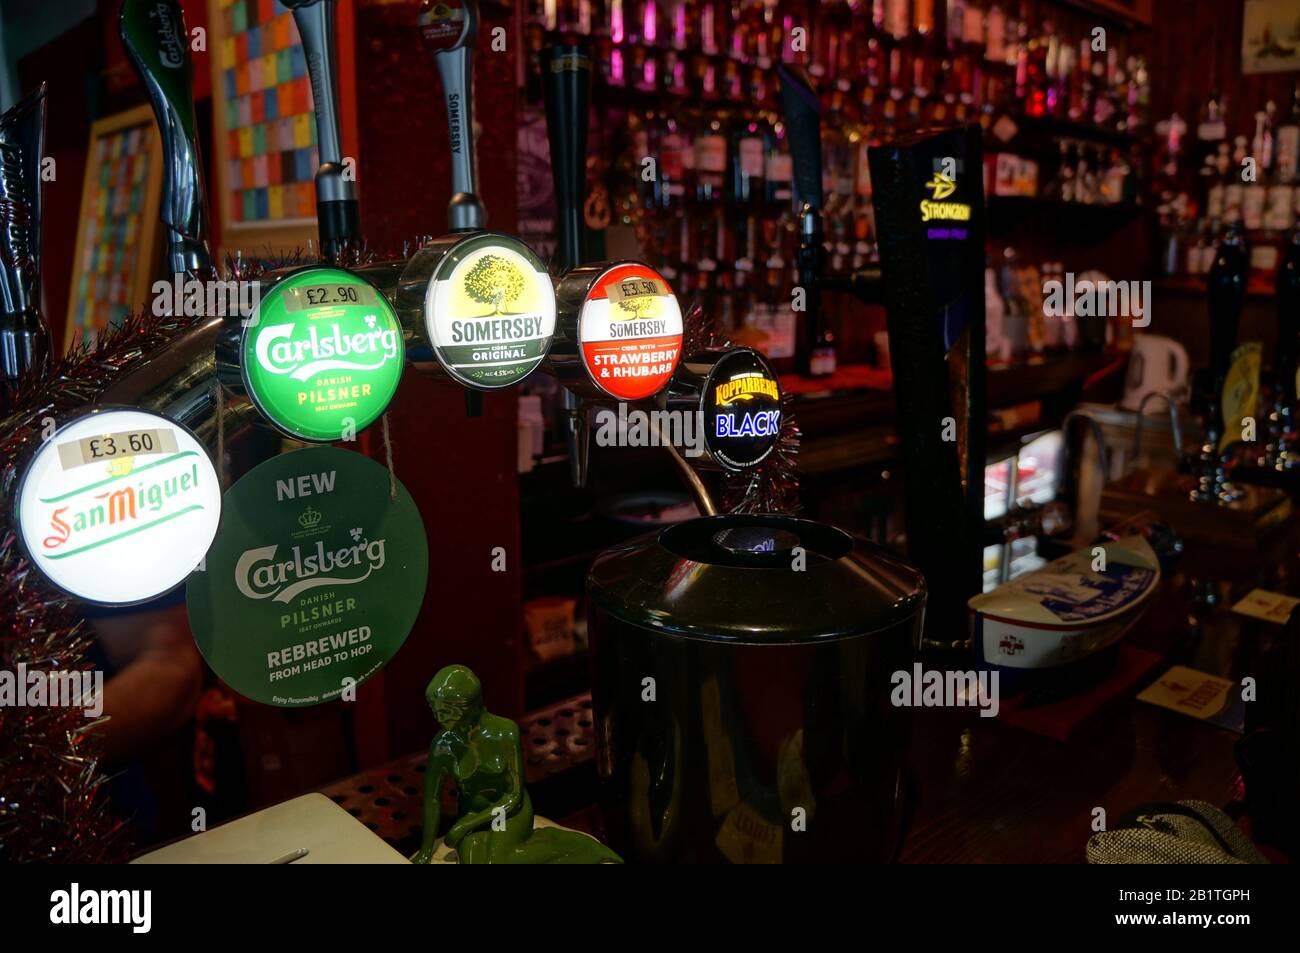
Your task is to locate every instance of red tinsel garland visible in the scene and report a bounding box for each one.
[0,246,362,863]
[0,308,209,862]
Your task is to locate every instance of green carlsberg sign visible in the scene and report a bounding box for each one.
[243,267,404,441]
[187,447,428,707]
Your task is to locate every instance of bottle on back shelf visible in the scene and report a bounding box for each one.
[730,116,765,209]
[695,116,728,205]
[764,121,794,210]
[1276,83,1300,185]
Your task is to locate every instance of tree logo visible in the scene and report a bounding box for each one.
[615,293,655,320]
[463,253,526,315]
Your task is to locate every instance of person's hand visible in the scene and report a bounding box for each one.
[410,845,435,865]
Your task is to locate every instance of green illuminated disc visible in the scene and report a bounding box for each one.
[243,267,404,441]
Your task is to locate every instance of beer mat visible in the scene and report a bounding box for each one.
[1136,665,1247,733]
[778,364,892,395]
[1230,588,1300,625]
[995,646,1163,742]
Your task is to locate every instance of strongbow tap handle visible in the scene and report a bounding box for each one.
[1277,230,1300,409]
[1207,223,1248,386]
[541,43,594,486]
[776,64,827,374]
[1194,224,1249,502]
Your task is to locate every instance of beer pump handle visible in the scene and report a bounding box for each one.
[1278,230,1300,407]
[1206,223,1248,387]
[541,43,594,486]
[426,1,484,232]
[776,64,826,374]
[776,64,824,213]
[120,0,212,276]
[0,84,49,408]
[1193,224,1249,502]
[285,0,360,258]
[542,44,591,272]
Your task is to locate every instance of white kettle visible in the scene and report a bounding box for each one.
[1121,334,1190,414]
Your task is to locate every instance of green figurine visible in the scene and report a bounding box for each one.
[410,665,622,864]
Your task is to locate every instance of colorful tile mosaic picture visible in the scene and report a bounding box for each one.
[66,115,161,346]
[218,0,318,226]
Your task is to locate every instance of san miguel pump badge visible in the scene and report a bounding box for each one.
[16,407,221,605]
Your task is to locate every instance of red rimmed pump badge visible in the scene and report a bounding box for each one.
[577,263,683,401]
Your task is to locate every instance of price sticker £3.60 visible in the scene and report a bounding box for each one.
[57,428,179,470]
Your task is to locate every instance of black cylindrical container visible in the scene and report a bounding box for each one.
[587,514,925,863]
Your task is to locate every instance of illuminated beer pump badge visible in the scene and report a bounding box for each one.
[186,447,428,708]
[579,263,683,400]
[16,408,221,605]
[418,0,469,50]
[425,234,556,389]
[242,267,404,442]
[703,349,783,470]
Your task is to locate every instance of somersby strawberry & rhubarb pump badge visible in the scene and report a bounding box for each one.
[186,447,427,708]
[577,262,682,399]
[16,408,221,605]
[239,267,404,441]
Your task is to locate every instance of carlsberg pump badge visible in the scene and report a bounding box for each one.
[579,263,683,400]
[243,267,404,441]
[16,408,221,605]
[186,447,428,708]
[425,233,555,389]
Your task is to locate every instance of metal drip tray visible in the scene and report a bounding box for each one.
[522,695,596,775]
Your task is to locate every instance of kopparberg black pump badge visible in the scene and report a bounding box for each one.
[702,348,782,470]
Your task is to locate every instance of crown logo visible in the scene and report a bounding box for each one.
[298,506,323,529]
